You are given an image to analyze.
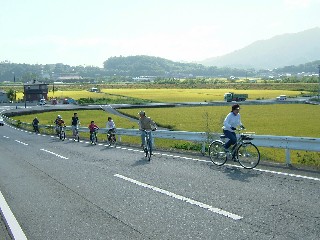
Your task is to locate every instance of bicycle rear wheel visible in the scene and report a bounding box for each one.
[146,139,151,161]
[91,133,97,145]
[208,140,227,166]
[236,142,260,169]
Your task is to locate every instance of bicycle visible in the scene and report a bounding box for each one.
[73,125,80,142]
[142,130,153,161]
[58,126,66,141]
[33,124,39,133]
[107,129,116,146]
[90,128,98,145]
[208,128,260,169]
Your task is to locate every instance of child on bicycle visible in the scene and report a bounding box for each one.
[106,117,116,142]
[222,104,245,152]
[88,121,99,143]
[55,115,65,135]
[138,111,157,154]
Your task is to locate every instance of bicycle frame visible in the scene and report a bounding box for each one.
[143,130,152,161]
[59,126,66,141]
[90,128,98,144]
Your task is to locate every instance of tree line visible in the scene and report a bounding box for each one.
[0,56,319,83]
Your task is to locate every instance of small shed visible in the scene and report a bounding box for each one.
[0,90,9,103]
[24,80,49,102]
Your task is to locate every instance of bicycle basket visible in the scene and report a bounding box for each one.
[241,132,255,140]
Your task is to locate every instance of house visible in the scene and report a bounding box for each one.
[24,80,49,102]
[0,90,9,103]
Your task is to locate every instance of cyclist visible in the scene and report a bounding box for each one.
[32,117,39,133]
[106,117,116,142]
[222,104,245,152]
[55,115,65,135]
[88,120,99,144]
[71,112,80,140]
[138,110,157,154]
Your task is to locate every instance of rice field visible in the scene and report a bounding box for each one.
[14,88,305,103]
[101,88,304,102]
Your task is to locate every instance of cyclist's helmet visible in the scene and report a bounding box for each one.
[138,110,145,116]
[58,115,62,119]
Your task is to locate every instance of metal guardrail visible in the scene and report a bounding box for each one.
[3,116,319,165]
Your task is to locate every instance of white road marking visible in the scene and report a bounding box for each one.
[114,174,243,220]
[14,140,28,146]
[40,149,69,159]
[0,191,28,240]
[254,168,320,181]
[3,136,9,139]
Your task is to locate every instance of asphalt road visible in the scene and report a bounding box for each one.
[0,120,319,239]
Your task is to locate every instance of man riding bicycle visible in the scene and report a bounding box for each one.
[222,104,245,152]
[71,113,80,140]
[138,111,157,155]
[32,117,39,133]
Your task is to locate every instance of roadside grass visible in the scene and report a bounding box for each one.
[10,104,320,167]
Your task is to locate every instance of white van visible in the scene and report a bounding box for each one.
[276,95,287,101]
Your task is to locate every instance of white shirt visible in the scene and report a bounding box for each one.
[106,120,116,130]
[222,112,242,132]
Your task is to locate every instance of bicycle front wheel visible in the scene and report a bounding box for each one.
[146,140,151,161]
[208,141,227,166]
[237,142,260,169]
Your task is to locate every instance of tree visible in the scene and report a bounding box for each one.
[7,89,15,102]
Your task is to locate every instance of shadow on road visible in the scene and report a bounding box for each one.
[131,158,151,167]
[222,166,260,182]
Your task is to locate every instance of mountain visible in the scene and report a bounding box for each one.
[200,27,320,70]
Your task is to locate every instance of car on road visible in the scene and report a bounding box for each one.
[0,116,4,126]
[39,99,46,105]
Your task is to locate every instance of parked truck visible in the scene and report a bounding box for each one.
[224,92,248,102]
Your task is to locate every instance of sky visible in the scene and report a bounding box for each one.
[1,0,320,67]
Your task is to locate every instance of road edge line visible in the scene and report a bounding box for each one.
[0,190,28,240]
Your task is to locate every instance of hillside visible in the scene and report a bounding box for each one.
[200,27,320,69]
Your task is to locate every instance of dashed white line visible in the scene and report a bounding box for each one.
[40,149,69,159]
[114,173,243,220]
[14,140,28,146]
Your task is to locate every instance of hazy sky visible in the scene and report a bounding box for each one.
[1,0,320,67]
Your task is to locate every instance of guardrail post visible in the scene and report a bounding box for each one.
[201,142,206,155]
[285,149,291,166]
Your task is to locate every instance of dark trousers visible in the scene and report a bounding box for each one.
[223,130,237,149]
